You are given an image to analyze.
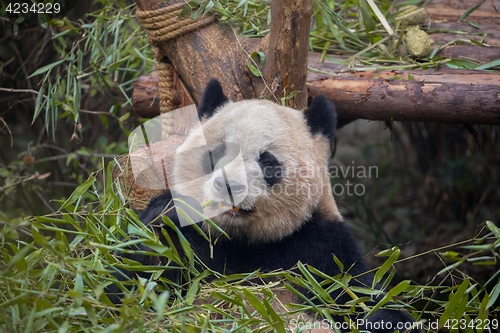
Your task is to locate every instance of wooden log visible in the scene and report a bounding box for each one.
[429,32,500,47]
[426,1,500,22]
[134,0,312,110]
[132,71,194,119]
[425,1,500,46]
[132,53,500,125]
[263,0,312,108]
[132,72,160,119]
[436,45,500,62]
[307,53,500,125]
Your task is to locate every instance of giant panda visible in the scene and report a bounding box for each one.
[119,79,420,332]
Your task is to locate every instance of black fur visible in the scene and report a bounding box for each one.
[124,191,419,332]
[142,192,366,277]
[257,151,283,187]
[305,95,337,141]
[198,78,228,118]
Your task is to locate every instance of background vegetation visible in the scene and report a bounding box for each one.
[0,0,498,331]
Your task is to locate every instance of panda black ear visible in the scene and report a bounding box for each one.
[304,95,337,141]
[198,78,229,119]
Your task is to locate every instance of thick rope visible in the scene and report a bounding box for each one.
[136,3,215,138]
[136,3,216,45]
[153,48,175,138]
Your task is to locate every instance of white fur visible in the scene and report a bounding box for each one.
[173,99,341,243]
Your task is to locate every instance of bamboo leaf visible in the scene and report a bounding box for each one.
[459,0,485,22]
[437,260,463,276]
[297,262,334,303]
[184,278,200,305]
[366,280,411,317]
[359,0,376,33]
[211,291,244,307]
[477,292,489,333]
[29,59,65,77]
[58,177,95,211]
[154,291,170,321]
[475,59,500,70]
[243,289,271,322]
[73,266,84,306]
[33,85,46,123]
[446,59,478,70]
[251,51,265,68]
[486,221,500,239]
[247,61,262,77]
[439,278,470,326]
[333,255,344,271]
[486,280,500,309]
[373,247,400,287]
[162,215,194,266]
[7,243,32,269]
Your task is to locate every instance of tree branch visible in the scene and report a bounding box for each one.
[260,0,312,109]
[132,52,500,125]
[134,0,312,109]
[306,53,500,125]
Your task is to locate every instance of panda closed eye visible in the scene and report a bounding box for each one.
[257,151,283,187]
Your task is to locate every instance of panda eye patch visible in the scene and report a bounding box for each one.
[258,151,283,187]
[201,143,227,174]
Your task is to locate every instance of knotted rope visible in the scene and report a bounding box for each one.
[136,3,216,137]
[136,3,216,44]
[154,49,175,137]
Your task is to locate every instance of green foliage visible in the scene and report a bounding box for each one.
[0,0,152,216]
[185,0,500,71]
[1,166,499,331]
[31,2,153,139]
[182,0,272,37]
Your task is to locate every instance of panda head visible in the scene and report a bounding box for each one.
[172,79,341,243]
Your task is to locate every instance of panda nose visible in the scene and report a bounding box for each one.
[213,177,246,194]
